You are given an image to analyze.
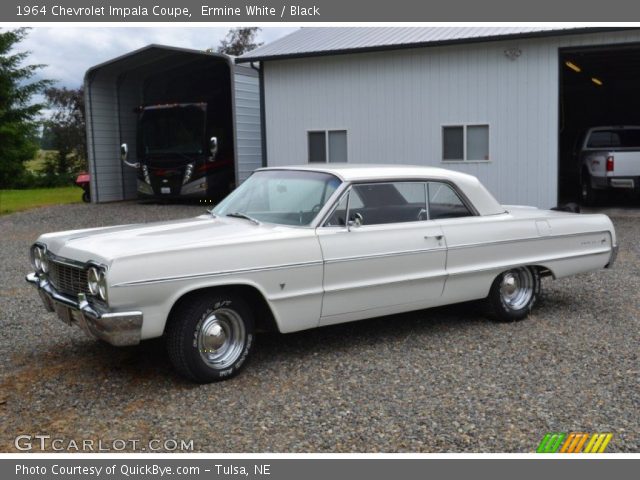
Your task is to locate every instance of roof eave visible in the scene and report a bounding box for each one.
[236,27,631,64]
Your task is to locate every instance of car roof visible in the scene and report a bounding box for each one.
[257,164,506,216]
[258,163,473,182]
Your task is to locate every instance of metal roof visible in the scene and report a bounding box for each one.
[237,27,627,62]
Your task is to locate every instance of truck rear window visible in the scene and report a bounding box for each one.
[587,129,640,149]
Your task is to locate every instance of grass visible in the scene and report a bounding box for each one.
[0,186,81,216]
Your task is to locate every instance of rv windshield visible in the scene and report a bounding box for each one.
[140,105,206,155]
[213,170,342,226]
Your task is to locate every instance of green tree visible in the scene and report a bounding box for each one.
[44,86,86,175]
[216,28,263,56]
[0,28,51,188]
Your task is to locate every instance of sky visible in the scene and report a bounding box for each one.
[17,27,298,89]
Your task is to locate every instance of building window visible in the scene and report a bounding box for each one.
[308,130,348,163]
[442,125,489,161]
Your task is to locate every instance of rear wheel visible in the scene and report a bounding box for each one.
[580,172,599,206]
[486,267,541,322]
[166,291,255,383]
[82,190,91,203]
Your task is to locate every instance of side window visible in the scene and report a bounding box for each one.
[351,182,427,225]
[427,182,472,219]
[325,192,350,227]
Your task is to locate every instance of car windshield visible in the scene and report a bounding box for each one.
[140,105,206,155]
[213,170,342,226]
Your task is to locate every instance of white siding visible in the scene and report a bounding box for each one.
[264,30,640,208]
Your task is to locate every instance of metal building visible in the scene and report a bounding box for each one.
[238,27,640,208]
[84,45,262,202]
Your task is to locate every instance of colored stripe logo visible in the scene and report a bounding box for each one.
[537,433,612,453]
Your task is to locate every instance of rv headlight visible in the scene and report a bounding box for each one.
[142,165,151,184]
[31,245,46,273]
[183,163,194,185]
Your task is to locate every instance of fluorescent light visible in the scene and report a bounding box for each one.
[591,77,603,86]
[565,61,581,73]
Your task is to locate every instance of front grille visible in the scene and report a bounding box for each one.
[48,260,89,297]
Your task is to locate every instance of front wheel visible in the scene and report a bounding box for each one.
[166,291,255,383]
[486,267,541,322]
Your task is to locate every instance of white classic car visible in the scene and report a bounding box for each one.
[27,165,618,382]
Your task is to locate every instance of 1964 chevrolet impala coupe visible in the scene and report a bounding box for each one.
[27,165,617,382]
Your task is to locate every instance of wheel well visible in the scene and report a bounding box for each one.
[166,285,280,335]
[534,265,554,279]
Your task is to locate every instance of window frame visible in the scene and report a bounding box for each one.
[319,179,478,228]
[441,123,491,163]
[307,129,349,163]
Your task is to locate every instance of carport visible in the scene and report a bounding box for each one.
[558,43,640,202]
[84,44,262,203]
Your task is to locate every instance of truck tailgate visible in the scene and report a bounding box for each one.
[608,151,640,176]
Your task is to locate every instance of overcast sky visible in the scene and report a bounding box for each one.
[17,27,298,89]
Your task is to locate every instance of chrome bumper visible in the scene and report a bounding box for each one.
[26,272,142,346]
[605,244,618,269]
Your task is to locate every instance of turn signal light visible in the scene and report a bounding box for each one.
[606,156,614,172]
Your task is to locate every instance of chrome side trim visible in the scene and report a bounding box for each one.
[324,271,449,294]
[446,230,612,251]
[446,248,612,276]
[111,260,324,288]
[324,246,447,264]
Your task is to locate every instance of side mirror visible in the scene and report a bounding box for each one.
[120,143,139,168]
[209,136,218,160]
[347,212,363,231]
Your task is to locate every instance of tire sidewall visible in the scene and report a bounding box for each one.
[185,295,254,382]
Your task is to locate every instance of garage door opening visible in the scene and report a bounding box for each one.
[85,45,262,203]
[558,43,640,205]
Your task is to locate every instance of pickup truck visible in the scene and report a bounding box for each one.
[579,126,640,205]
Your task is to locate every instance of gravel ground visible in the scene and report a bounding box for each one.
[0,201,638,452]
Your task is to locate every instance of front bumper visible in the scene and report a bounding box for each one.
[26,273,142,346]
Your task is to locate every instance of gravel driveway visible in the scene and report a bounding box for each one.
[1,202,638,452]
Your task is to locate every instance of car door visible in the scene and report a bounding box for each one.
[426,180,496,304]
[316,181,447,325]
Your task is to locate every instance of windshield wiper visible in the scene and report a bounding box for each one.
[226,212,260,225]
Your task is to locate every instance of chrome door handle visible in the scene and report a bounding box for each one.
[424,235,443,240]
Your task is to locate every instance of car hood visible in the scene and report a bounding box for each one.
[38,215,298,264]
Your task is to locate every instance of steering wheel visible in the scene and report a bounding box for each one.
[310,203,323,214]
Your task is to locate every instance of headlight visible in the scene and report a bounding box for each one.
[87,266,108,302]
[40,253,49,273]
[31,245,46,273]
[98,272,108,302]
[87,267,100,296]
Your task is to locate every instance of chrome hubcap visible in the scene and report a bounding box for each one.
[499,268,534,310]
[197,308,246,369]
